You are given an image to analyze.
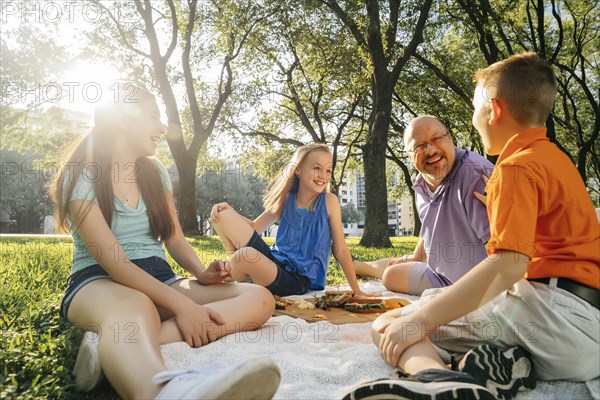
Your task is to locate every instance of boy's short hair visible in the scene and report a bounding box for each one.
[473,52,557,126]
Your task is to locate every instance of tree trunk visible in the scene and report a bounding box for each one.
[360,84,393,248]
[388,149,422,237]
[410,191,421,236]
[176,158,199,234]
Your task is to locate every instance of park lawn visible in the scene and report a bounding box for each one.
[0,235,417,399]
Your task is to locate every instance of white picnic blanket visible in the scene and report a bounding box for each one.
[160,281,599,399]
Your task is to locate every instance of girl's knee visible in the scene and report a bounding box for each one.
[237,283,274,325]
[248,284,275,311]
[256,284,275,309]
[214,208,240,225]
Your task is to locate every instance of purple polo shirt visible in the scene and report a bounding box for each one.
[413,148,493,286]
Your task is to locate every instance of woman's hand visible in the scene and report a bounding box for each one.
[174,302,225,348]
[196,259,232,285]
[210,202,232,223]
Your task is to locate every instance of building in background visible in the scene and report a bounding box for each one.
[338,170,415,237]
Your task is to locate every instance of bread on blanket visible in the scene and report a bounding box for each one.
[344,302,385,314]
[286,297,315,310]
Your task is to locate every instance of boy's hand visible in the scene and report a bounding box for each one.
[197,259,232,284]
[474,174,489,205]
[378,314,427,366]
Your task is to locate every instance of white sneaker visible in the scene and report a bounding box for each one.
[73,331,104,392]
[154,357,280,400]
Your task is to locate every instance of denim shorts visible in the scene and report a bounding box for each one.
[60,256,183,320]
[245,231,309,297]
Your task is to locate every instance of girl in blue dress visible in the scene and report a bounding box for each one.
[211,143,369,297]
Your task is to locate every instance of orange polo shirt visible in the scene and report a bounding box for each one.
[485,127,600,289]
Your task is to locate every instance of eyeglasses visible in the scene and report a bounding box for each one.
[407,132,450,155]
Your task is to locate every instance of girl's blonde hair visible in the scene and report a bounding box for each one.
[263,143,332,219]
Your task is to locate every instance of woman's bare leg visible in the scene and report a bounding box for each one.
[67,280,167,399]
[159,280,275,344]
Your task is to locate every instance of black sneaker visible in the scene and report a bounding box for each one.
[342,369,495,400]
[459,344,536,399]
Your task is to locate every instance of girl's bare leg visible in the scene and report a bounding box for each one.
[67,280,168,399]
[159,280,275,344]
[228,247,278,285]
[211,208,255,256]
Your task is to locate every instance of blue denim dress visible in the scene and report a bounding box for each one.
[270,191,332,290]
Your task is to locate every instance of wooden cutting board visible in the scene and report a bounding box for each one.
[273,298,410,325]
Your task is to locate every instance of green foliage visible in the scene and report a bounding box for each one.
[196,164,268,233]
[0,149,55,233]
[340,201,360,225]
[0,236,107,399]
[0,235,417,398]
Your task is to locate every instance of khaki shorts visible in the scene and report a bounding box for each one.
[401,278,600,381]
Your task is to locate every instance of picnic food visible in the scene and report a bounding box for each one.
[344,302,386,314]
[382,298,412,310]
[314,291,411,314]
[286,297,315,310]
[275,292,411,320]
[274,296,288,310]
[315,291,354,310]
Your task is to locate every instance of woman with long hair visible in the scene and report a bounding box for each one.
[51,82,279,399]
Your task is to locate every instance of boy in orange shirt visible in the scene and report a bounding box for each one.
[344,53,600,400]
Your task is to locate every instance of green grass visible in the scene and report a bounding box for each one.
[0,235,417,399]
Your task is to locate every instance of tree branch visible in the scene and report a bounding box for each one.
[390,0,434,81]
[164,0,178,61]
[232,126,304,146]
[413,52,473,108]
[94,0,150,59]
[320,0,368,50]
